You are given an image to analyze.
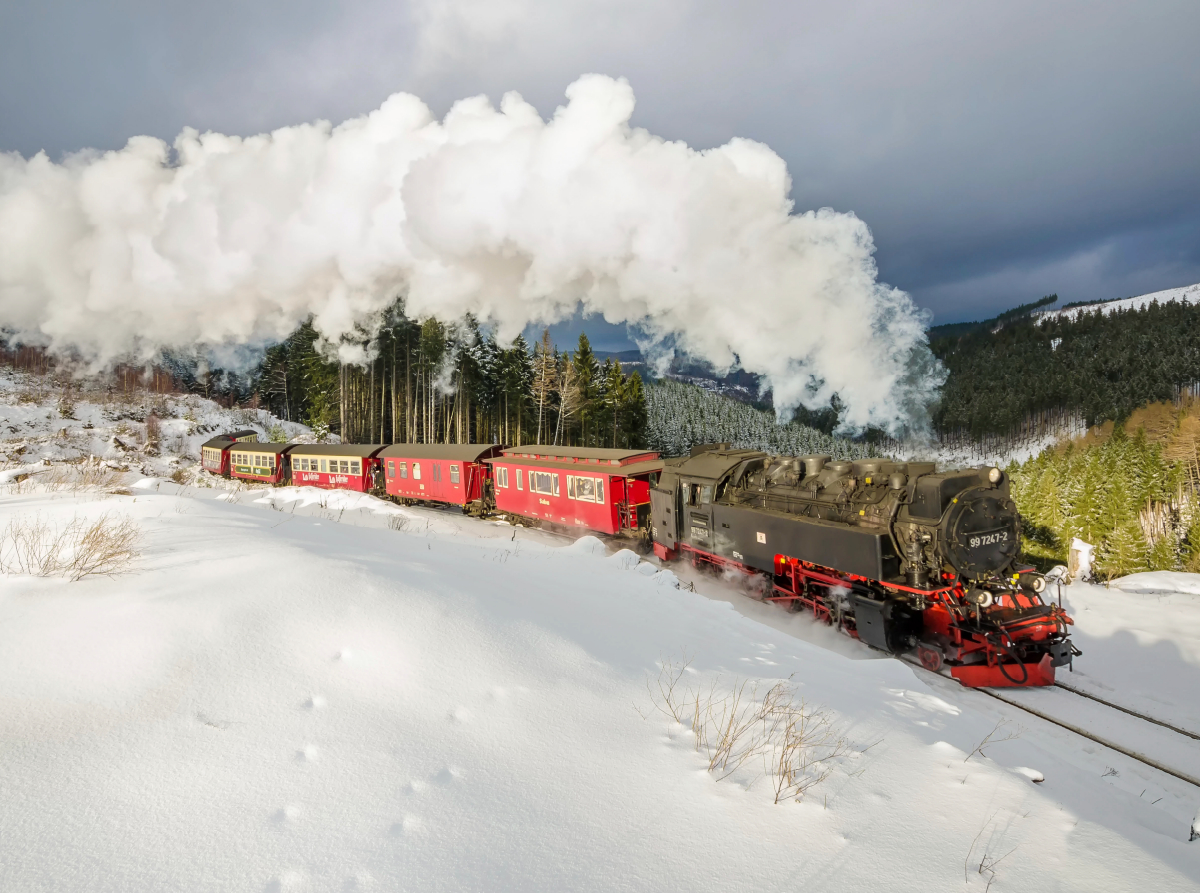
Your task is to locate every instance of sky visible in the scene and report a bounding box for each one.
[2,1,1197,353]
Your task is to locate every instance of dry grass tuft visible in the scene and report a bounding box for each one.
[0,512,141,581]
[649,655,847,803]
[38,460,122,494]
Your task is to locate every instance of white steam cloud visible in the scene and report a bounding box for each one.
[0,75,939,430]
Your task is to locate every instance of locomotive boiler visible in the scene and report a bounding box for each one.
[649,444,1077,687]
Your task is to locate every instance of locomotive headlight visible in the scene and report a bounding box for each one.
[987,467,1002,484]
[966,589,994,608]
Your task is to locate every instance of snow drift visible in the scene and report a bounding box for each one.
[0,75,939,431]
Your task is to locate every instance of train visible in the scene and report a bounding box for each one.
[200,434,1077,688]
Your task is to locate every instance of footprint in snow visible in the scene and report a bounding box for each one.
[389,815,422,836]
[271,804,303,825]
[304,694,326,710]
[434,766,464,785]
[448,706,471,723]
[264,869,308,892]
[343,871,376,891]
[335,649,353,662]
[405,779,428,795]
[295,743,320,762]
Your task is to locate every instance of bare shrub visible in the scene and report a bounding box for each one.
[387,515,410,532]
[0,512,141,581]
[57,384,76,419]
[145,414,161,448]
[170,466,191,485]
[965,720,1022,763]
[648,655,848,802]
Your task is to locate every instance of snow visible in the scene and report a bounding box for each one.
[1055,576,1200,733]
[2,372,1200,890]
[1038,282,1200,323]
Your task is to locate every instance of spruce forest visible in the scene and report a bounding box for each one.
[932,298,1200,439]
[247,300,649,450]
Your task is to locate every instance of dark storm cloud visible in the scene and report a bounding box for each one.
[2,0,1197,328]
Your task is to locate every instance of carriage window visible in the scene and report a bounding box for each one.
[317,459,324,472]
[567,476,576,499]
[268,455,275,469]
[553,474,559,497]
[413,463,421,480]
[530,471,556,495]
[497,467,508,488]
[700,485,713,504]
[400,461,408,479]
[450,465,460,484]
[573,476,596,502]
[340,460,350,474]
[596,478,604,504]
[433,463,440,482]
[387,460,395,479]
[350,461,360,475]
[516,469,523,490]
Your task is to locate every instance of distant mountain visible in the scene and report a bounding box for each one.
[1036,281,1200,323]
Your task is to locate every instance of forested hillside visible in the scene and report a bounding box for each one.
[646,379,884,458]
[934,298,1200,439]
[1008,402,1200,578]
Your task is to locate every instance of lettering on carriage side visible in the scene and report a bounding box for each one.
[539,498,550,506]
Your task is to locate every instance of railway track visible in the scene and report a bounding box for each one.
[902,656,1200,790]
[1052,680,1200,742]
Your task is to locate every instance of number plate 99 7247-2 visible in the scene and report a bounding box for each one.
[969,530,1008,549]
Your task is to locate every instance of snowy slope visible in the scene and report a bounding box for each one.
[1,487,1198,889]
[1038,282,1200,323]
[0,369,318,486]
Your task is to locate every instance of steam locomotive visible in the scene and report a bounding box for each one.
[649,444,1077,687]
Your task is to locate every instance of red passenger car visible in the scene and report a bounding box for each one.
[200,430,259,478]
[229,441,296,485]
[487,447,663,536]
[286,444,387,492]
[378,444,504,511]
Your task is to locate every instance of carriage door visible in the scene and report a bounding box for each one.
[686,480,715,550]
[649,480,678,546]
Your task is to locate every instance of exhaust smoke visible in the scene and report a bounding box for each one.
[0,75,941,431]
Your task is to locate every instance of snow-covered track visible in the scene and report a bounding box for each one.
[903,657,1200,791]
[1053,680,1200,742]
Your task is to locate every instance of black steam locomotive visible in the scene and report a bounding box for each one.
[649,444,1076,687]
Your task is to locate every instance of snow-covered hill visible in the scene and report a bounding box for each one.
[0,370,318,486]
[1,374,1199,890]
[1038,282,1200,323]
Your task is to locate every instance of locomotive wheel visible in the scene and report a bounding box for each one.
[917,644,944,672]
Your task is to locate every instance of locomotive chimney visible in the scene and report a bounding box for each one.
[801,455,831,476]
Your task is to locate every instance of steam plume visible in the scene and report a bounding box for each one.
[0,75,940,430]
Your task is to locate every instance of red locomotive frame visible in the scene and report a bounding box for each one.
[666,540,1072,687]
